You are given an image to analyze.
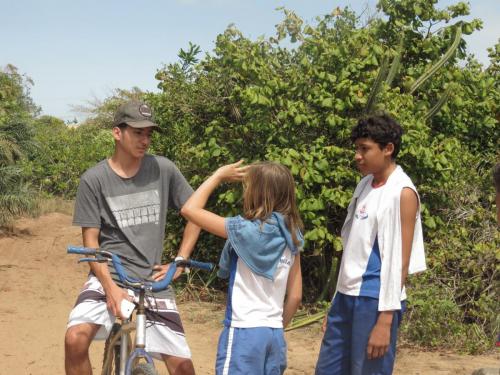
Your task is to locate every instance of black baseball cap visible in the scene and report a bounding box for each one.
[113,101,159,128]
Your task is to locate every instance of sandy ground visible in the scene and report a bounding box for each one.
[0,212,498,374]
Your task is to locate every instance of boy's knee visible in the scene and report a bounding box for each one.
[174,359,194,375]
[65,326,93,355]
[174,360,195,375]
[163,355,195,375]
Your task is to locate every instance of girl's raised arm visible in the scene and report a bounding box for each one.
[180,160,247,239]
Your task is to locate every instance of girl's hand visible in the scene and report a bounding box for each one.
[214,160,248,183]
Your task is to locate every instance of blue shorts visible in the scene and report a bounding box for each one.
[315,293,405,375]
[216,326,287,375]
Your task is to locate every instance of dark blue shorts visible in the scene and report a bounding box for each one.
[216,326,287,375]
[315,293,405,375]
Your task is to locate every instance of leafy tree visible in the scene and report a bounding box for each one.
[0,65,39,226]
[25,88,146,196]
[72,87,145,129]
[25,117,114,196]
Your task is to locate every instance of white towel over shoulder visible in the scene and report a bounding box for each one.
[341,166,426,311]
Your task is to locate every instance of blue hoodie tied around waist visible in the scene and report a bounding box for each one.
[218,212,304,281]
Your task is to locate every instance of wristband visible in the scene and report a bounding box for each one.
[175,256,190,274]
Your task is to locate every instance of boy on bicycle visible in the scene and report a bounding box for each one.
[64,101,200,375]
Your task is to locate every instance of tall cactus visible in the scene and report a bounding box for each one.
[363,23,462,114]
[364,34,403,113]
[424,83,455,121]
[385,36,404,87]
[409,24,463,94]
[364,55,389,114]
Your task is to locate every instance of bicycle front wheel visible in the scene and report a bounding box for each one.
[102,323,131,375]
[132,363,158,375]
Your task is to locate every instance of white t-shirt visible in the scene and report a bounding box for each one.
[337,182,385,299]
[223,248,295,328]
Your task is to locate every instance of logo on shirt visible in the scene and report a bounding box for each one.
[106,190,160,229]
[355,205,368,220]
[279,256,292,266]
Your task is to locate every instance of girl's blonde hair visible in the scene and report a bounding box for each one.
[243,161,304,247]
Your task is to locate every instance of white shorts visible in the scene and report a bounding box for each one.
[67,275,191,359]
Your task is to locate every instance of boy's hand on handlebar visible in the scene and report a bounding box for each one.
[214,160,248,183]
[152,263,184,282]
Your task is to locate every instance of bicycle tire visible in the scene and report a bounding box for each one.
[132,363,158,375]
[102,323,132,375]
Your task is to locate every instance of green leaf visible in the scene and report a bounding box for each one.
[314,159,329,171]
[424,216,437,229]
[321,97,333,108]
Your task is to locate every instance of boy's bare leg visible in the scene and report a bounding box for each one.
[65,323,100,375]
[162,354,195,375]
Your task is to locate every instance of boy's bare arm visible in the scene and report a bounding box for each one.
[400,187,418,288]
[82,227,129,319]
[176,221,201,259]
[283,254,302,328]
[367,187,418,359]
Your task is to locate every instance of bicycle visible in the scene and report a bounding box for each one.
[67,245,214,375]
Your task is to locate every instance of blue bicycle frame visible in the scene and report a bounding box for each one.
[68,245,214,375]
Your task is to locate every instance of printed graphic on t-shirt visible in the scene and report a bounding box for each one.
[106,190,160,229]
[355,204,369,220]
[279,255,292,266]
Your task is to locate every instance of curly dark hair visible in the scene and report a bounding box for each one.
[350,113,404,159]
[494,163,500,193]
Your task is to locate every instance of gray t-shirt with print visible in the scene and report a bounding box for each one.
[73,154,193,298]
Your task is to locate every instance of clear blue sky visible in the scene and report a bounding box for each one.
[1,0,498,122]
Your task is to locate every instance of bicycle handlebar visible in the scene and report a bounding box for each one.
[67,246,96,255]
[67,246,214,292]
[186,259,213,271]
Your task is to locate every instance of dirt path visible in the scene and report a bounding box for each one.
[0,213,498,374]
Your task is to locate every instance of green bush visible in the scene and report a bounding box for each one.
[402,281,492,354]
[0,65,39,226]
[25,117,114,196]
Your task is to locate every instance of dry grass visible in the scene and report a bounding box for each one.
[0,197,73,236]
[36,196,74,216]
